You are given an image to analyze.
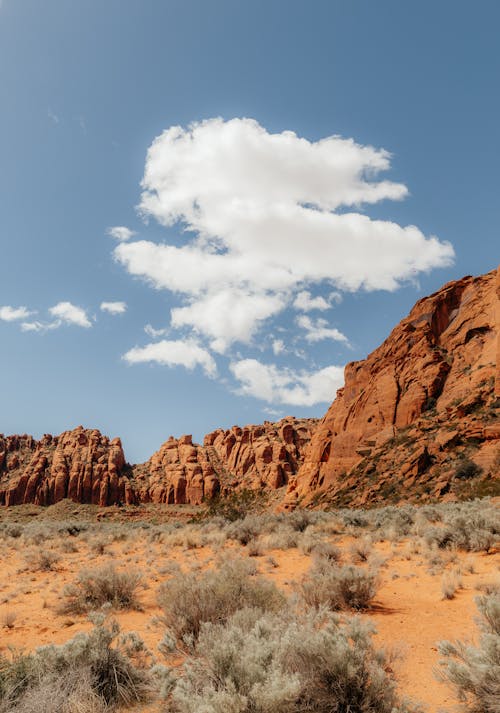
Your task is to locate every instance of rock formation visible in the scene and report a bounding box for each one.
[0,419,316,507]
[285,267,500,508]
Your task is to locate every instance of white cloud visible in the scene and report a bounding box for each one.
[100,301,127,315]
[230,358,344,407]
[115,117,453,355]
[0,306,33,322]
[107,226,136,241]
[296,315,349,344]
[171,289,287,354]
[272,339,285,355]
[144,324,169,338]
[49,302,92,328]
[293,290,331,312]
[123,339,217,377]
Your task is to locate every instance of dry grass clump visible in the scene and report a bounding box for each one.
[23,548,60,572]
[59,564,142,614]
[438,591,500,712]
[299,560,379,611]
[350,535,373,563]
[0,617,152,712]
[166,607,417,713]
[157,559,286,642]
[441,570,463,600]
[1,610,17,629]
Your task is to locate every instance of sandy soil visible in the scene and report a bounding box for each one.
[0,509,498,712]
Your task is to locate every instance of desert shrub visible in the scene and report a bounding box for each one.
[441,570,463,600]
[309,540,342,563]
[438,592,500,712]
[350,535,373,563]
[23,548,60,572]
[299,560,379,611]
[0,616,152,711]
[203,489,267,522]
[454,459,483,480]
[157,559,285,642]
[168,607,417,713]
[59,564,142,614]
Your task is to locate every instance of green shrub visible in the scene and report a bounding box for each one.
[455,459,483,481]
[157,559,285,642]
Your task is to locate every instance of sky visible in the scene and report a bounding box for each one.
[0,0,498,463]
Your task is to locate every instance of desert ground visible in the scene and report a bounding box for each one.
[0,498,498,713]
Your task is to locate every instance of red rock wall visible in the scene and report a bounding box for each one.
[286,267,500,507]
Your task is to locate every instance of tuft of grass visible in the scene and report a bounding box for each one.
[1,611,17,629]
[59,564,142,615]
[441,570,463,600]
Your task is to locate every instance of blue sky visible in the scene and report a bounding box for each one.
[0,0,498,463]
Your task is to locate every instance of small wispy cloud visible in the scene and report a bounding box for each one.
[296,315,349,344]
[123,339,217,377]
[49,301,92,328]
[47,107,60,125]
[107,226,136,241]
[0,305,33,322]
[100,301,127,315]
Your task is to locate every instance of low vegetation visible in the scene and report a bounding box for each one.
[59,564,143,614]
[157,559,285,642]
[0,616,152,712]
[438,590,500,712]
[167,607,418,713]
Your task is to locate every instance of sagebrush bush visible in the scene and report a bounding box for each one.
[300,560,379,611]
[438,592,500,712]
[59,564,142,614]
[0,616,152,711]
[168,607,417,713]
[157,559,286,642]
[23,548,60,572]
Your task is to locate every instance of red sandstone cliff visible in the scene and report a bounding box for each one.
[285,267,500,507]
[0,418,316,507]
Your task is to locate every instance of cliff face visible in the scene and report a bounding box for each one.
[0,428,126,507]
[0,419,316,507]
[285,267,500,507]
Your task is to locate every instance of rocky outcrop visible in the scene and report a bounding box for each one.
[0,428,126,506]
[204,418,317,493]
[285,267,500,508]
[0,419,316,507]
